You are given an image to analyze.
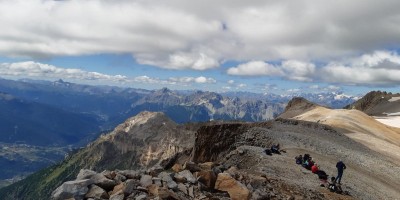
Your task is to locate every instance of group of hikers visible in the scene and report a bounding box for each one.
[295,154,347,194]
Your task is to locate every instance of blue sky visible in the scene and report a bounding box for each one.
[1,0,400,95]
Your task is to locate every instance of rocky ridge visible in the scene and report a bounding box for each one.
[344,91,400,116]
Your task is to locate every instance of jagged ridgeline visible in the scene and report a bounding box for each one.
[0,112,199,199]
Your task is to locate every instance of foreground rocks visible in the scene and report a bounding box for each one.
[52,158,334,200]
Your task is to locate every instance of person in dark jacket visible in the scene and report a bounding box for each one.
[336,160,346,184]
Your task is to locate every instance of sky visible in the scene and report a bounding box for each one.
[1,0,400,95]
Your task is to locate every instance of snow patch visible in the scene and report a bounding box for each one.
[375,116,400,128]
[388,96,400,102]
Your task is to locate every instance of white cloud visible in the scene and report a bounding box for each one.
[281,60,315,81]
[237,83,247,88]
[227,50,400,86]
[1,0,400,72]
[227,80,235,84]
[0,61,127,82]
[227,61,283,76]
[308,84,341,91]
[167,76,216,84]
[309,85,320,89]
[133,76,161,84]
[287,88,301,93]
[321,50,400,85]
[227,60,315,81]
[0,61,217,87]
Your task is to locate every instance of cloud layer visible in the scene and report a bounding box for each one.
[228,50,400,85]
[1,0,400,72]
[1,0,400,88]
[0,61,216,86]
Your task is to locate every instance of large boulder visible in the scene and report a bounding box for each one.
[214,173,250,200]
[158,172,178,190]
[140,175,153,187]
[195,170,217,189]
[91,173,118,191]
[51,179,93,200]
[171,163,183,172]
[183,161,201,172]
[85,184,109,199]
[76,169,97,180]
[198,162,216,171]
[178,170,197,184]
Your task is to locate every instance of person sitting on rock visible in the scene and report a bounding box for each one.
[295,155,303,164]
[311,163,319,173]
[305,158,314,170]
[270,143,280,154]
[302,159,309,169]
[328,177,337,192]
[303,154,310,163]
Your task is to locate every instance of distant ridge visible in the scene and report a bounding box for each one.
[278,97,318,119]
[344,91,400,116]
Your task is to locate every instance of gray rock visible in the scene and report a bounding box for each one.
[85,184,109,199]
[188,186,194,197]
[158,172,178,190]
[140,174,153,187]
[177,183,188,194]
[173,173,187,183]
[51,179,93,200]
[102,170,116,179]
[135,194,148,200]
[178,170,197,184]
[114,173,127,183]
[152,177,162,186]
[124,179,139,195]
[118,170,141,179]
[147,164,164,176]
[167,180,179,190]
[91,173,118,191]
[183,161,201,172]
[110,193,124,200]
[76,169,97,180]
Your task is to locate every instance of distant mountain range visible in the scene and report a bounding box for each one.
[0,77,359,148]
[0,92,100,146]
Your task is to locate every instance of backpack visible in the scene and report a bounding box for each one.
[264,149,272,156]
[328,184,337,192]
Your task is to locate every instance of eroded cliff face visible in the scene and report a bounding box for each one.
[65,111,196,172]
[192,121,276,163]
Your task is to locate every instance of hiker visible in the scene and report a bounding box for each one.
[311,163,319,173]
[295,155,303,164]
[336,160,346,184]
[264,148,272,156]
[304,157,314,170]
[271,143,280,154]
[303,154,310,163]
[317,170,328,180]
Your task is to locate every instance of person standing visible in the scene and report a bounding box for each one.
[336,160,346,184]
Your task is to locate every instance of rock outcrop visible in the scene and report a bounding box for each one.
[344,90,400,116]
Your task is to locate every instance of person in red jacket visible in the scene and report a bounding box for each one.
[311,163,319,173]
